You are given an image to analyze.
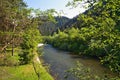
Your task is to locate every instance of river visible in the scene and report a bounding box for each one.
[40,44,117,80]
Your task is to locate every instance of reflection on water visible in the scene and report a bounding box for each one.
[40,44,118,80]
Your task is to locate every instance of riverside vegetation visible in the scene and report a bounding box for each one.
[45,0,120,77]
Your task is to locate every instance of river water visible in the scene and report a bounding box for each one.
[40,44,117,80]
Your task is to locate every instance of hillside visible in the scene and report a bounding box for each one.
[38,7,93,36]
[38,16,70,35]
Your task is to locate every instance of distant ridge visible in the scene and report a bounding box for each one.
[38,16,69,35]
[38,6,94,35]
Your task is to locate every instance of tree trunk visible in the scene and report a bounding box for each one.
[12,38,14,56]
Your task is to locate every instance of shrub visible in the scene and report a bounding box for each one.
[18,51,34,65]
[0,54,19,66]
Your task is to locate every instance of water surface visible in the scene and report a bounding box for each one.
[41,44,117,80]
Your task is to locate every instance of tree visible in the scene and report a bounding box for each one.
[47,0,120,74]
[0,0,31,55]
[0,0,55,55]
[68,0,120,73]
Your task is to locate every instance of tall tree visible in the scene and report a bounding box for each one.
[0,0,32,55]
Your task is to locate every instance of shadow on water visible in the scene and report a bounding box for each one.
[40,44,118,80]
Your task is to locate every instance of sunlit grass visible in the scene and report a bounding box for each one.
[0,49,54,80]
[0,64,38,80]
[33,51,54,80]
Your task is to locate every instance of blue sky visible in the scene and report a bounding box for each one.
[23,0,86,18]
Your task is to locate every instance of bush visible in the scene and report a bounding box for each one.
[0,54,19,66]
[65,62,120,80]
[18,51,34,65]
[19,28,42,65]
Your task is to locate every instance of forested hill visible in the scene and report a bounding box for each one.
[38,16,69,35]
[39,0,120,36]
[59,6,99,31]
[38,6,97,36]
[59,15,78,31]
[38,7,94,36]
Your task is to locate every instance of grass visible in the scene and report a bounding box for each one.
[33,51,54,80]
[0,64,38,80]
[0,48,54,80]
[33,61,54,80]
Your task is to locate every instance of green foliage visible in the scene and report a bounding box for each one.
[18,51,34,65]
[19,28,42,64]
[46,0,120,74]
[47,26,120,74]
[0,0,30,53]
[65,62,120,80]
[0,53,20,66]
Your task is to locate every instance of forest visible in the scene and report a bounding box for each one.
[0,0,120,80]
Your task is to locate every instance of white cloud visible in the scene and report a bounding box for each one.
[64,7,86,18]
[56,6,86,18]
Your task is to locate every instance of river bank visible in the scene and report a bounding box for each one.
[41,44,119,80]
[0,44,54,80]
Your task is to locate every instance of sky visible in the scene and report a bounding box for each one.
[23,0,86,18]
